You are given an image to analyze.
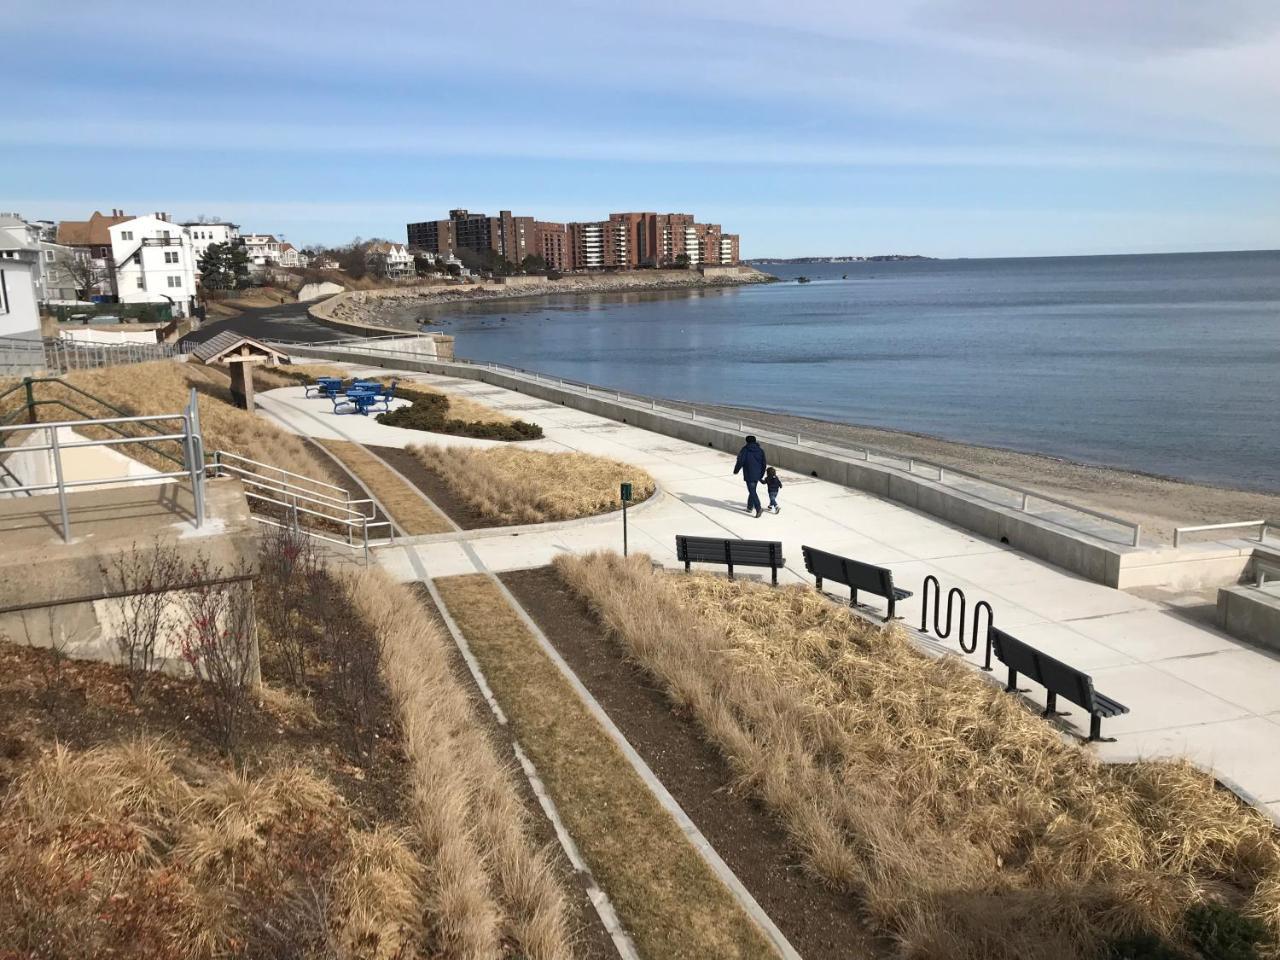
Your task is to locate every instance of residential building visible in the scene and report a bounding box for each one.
[181,220,240,262]
[278,242,308,268]
[408,208,742,272]
[109,214,199,317]
[406,209,535,264]
[242,234,282,266]
[365,241,415,280]
[0,246,41,340]
[55,208,133,296]
[0,213,81,302]
[533,221,570,271]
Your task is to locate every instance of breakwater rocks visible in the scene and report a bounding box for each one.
[315,267,774,331]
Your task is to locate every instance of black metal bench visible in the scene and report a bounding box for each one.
[801,545,913,620]
[676,535,785,585]
[989,626,1129,742]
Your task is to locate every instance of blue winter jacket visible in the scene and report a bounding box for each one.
[733,442,767,485]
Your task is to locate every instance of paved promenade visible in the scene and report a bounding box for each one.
[259,371,1280,822]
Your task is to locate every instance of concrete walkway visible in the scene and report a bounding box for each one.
[258,372,1280,822]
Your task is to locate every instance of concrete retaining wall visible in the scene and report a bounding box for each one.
[1218,585,1280,651]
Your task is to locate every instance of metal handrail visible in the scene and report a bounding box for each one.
[1173,520,1271,548]
[276,339,1145,547]
[1256,560,1280,589]
[0,392,204,542]
[211,449,349,496]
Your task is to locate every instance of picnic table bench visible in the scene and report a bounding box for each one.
[305,376,345,399]
[329,379,398,416]
[989,626,1130,742]
[801,545,913,620]
[676,535,785,585]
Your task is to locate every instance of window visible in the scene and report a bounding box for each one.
[43,249,55,262]
[136,276,145,289]
[168,275,181,288]
[121,230,133,241]
[164,251,179,264]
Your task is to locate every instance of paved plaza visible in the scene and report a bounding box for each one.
[259,369,1280,822]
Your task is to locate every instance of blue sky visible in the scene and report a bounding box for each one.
[3,0,1278,258]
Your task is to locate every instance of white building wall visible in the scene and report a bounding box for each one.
[184,223,239,261]
[110,216,198,317]
[0,253,41,339]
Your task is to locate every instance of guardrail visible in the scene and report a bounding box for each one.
[207,450,392,563]
[1256,560,1280,589]
[0,333,176,376]
[0,388,205,542]
[1173,520,1274,548]
[273,338,1145,548]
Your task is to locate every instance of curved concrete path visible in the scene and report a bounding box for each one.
[258,371,1280,823]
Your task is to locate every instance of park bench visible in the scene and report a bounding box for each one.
[989,626,1129,742]
[801,545,913,621]
[675,535,785,585]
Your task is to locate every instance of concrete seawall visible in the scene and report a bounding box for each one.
[283,345,1195,587]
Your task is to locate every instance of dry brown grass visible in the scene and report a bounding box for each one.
[434,573,778,960]
[345,566,573,960]
[316,439,453,534]
[555,552,1280,960]
[415,446,655,525]
[0,738,427,959]
[2,362,338,490]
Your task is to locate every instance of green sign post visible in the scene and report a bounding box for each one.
[620,482,633,556]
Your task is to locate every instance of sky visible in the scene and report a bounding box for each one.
[2,0,1278,258]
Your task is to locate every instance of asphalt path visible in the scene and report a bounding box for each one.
[179,300,348,347]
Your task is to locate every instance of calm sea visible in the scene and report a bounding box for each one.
[416,252,1280,492]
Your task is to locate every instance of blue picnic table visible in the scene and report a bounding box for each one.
[305,376,345,399]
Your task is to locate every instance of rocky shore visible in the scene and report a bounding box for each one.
[317,267,774,331]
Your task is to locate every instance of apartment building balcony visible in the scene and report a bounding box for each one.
[140,238,183,247]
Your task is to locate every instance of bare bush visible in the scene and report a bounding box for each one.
[256,524,318,687]
[177,558,258,752]
[99,537,184,701]
[19,607,71,715]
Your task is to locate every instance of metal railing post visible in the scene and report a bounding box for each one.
[1132,524,1141,547]
[362,516,370,565]
[49,427,72,542]
[23,377,35,424]
[1020,492,1029,511]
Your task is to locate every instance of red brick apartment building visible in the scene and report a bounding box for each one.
[407,208,740,271]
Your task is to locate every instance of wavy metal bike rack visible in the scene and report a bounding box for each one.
[919,574,995,671]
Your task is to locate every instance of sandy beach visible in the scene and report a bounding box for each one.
[690,401,1279,546]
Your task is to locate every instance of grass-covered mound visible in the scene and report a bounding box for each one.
[377,386,542,440]
[414,446,654,525]
[557,551,1280,960]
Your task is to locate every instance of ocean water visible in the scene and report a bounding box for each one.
[417,252,1280,492]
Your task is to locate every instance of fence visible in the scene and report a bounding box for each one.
[0,334,177,377]
[273,337,1144,548]
[0,387,205,542]
[1173,520,1276,548]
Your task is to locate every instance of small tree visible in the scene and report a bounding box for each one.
[100,538,184,702]
[520,253,548,274]
[179,558,258,752]
[674,253,690,269]
[58,249,105,299]
[198,242,248,291]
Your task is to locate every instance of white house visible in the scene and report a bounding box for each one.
[278,242,308,268]
[0,247,41,340]
[365,241,415,280]
[181,220,240,262]
[242,234,281,267]
[109,215,198,318]
[0,213,81,302]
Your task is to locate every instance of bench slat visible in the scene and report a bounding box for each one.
[802,545,907,621]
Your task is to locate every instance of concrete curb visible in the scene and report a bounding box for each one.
[463,542,803,960]
[402,546,641,960]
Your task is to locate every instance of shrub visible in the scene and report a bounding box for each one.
[255,524,318,687]
[177,558,258,752]
[1104,933,1191,960]
[99,537,184,701]
[1186,903,1271,960]
[377,388,542,440]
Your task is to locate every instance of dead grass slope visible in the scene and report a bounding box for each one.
[556,551,1280,960]
[346,566,572,959]
[435,573,778,960]
[316,439,453,535]
[2,362,336,487]
[415,446,655,525]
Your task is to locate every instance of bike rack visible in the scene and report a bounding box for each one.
[919,574,995,670]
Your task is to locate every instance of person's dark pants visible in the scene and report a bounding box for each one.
[746,482,762,512]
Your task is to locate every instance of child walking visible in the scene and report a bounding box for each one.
[763,467,782,514]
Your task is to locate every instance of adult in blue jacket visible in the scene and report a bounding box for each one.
[733,435,767,517]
